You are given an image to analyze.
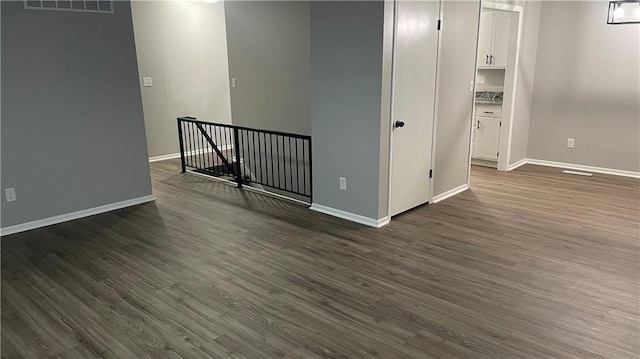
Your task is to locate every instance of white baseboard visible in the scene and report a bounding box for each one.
[0,195,156,237]
[432,184,469,204]
[507,158,528,171]
[149,145,233,163]
[149,153,181,162]
[471,158,498,168]
[526,159,640,179]
[310,204,390,228]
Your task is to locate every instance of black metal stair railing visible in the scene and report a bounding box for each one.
[177,117,312,201]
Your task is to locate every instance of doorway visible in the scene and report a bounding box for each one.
[469,2,523,178]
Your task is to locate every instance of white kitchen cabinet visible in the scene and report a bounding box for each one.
[477,10,511,68]
[474,117,501,160]
[473,104,501,161]
[477,13,493,67]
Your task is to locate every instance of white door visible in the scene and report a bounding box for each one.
[477,12,493,67]
[474,117,501,160]
[390,0,440,216]
[490,11,511,67]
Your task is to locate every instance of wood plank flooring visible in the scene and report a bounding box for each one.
[2,160,639,358]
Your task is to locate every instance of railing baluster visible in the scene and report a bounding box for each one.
[194,122,201,170]
[220,125,225,176]
[308,137,313,200]
[189,122,196,169]
[199,123,206,172]
[275,134,280,189]
[294,138,299,193]
[177,119,186,173]
[276,136,287,190]
[276,134,281,189]
[234,127,242,188]
[196,122,203,170]
[261,132,266,184]
[302,140,306,196]
[219,125,225,175]
[209,124,215,173]
[216,125,222,175]
[206,124,212,172]
[280,135,285,190]
[256,132,261,184]
[252,131,258,184]
[268,134,274,188]
[186,122,193,168]
[228,127,232,176]
[289,138,294,192]
[238,130,247,183]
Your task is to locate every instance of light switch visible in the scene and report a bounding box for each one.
[142,76,153,87]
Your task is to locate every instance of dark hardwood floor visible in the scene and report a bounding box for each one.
[2,160,639,358]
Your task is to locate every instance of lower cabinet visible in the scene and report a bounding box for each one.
[473,116,501,160]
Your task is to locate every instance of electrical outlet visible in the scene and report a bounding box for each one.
[339,177,347,191]
[477,74,486,84]
[469,80,474,92]
[142,76,153,87]
[567,138,575,149]
[231,78,236,88]
[4,188,16,202]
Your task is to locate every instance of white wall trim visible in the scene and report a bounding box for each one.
[472,158,499,169]
[0,195,156,237]
[432,184,469,204]
[310,204,390,228]
[526,159,640,179]
[429,0,446,203]
[482,2,523,13]
[507,158,527,171]
[148,145,232,163]
[149,153,181,162]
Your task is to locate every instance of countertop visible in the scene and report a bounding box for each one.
[475,91,503,105]
[475,100,503,105]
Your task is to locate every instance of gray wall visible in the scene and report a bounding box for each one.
[433,0,481,196]
[131,0,233,158]
[1,1,152,228]
[508,0,540,166]
[225,1,311,135]
[528,1,640,172]
[310,1,386,220]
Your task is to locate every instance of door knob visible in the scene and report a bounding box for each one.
[394,120,405,128]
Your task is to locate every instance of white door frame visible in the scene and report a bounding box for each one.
[386,0,442,218]
[427,0,445,204]
[385,0,398,221]
[467,1,523,184]
[385,0,399,221]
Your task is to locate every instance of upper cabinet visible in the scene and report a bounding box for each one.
[477,10,511,68]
